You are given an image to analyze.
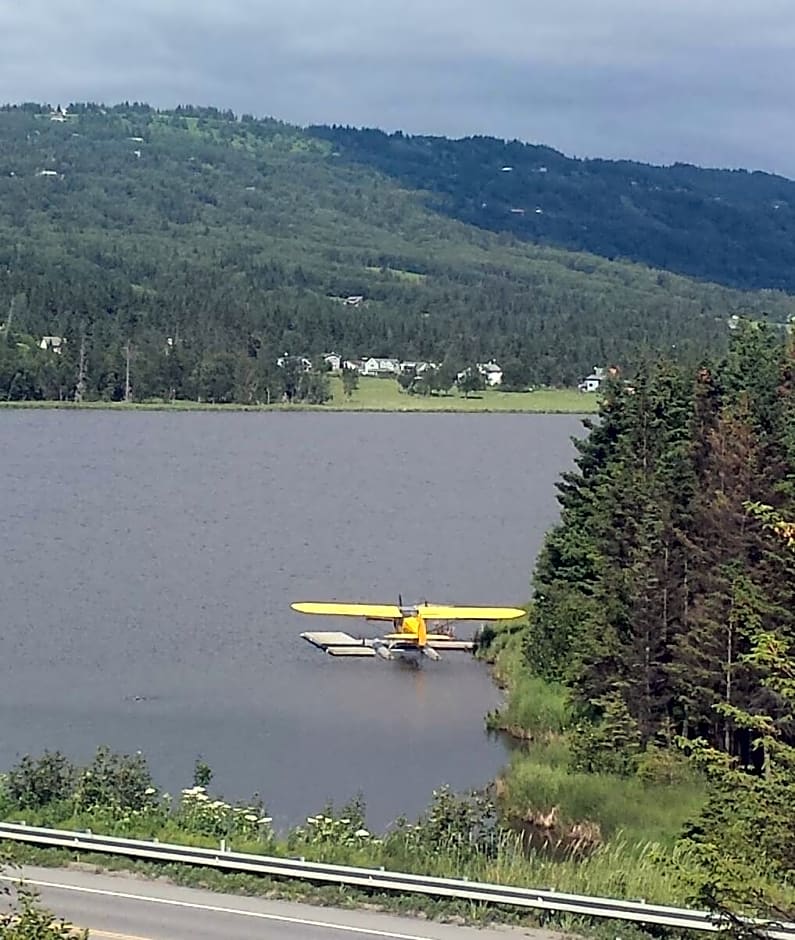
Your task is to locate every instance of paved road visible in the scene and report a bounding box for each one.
[1,866,556,940]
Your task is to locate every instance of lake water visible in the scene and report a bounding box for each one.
[0,411,582,830]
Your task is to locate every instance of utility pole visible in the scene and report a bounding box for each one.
[124,340,132,403]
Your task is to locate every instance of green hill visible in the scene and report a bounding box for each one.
[0,102,793,403]
[310,125,795,293]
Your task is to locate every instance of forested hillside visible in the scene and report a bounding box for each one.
[1,102,794,403]
[311,126,795,293]
[495,320,795,915]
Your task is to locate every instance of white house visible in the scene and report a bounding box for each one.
[323,353,342,371]
[276,355,312,372]
[477,361,503,387]
[362,357,400,376]
[578,366,607,393]
[39,336,66,354]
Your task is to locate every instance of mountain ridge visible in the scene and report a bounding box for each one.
[308,124,795,293]
[0,101,793,403]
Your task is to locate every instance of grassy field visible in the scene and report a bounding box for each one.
[329,378,597,412]
[0,380,598,414]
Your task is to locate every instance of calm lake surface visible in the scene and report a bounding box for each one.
[0,411,582,830]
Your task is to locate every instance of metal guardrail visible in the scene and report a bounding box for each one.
[1,821,793,937]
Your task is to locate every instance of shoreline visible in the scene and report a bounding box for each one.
[0,399,595,415]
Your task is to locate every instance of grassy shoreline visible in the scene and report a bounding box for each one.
[0,379,598,414]
[479,622,707,841]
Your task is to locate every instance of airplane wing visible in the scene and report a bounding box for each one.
[291,602,403,619]
[417,604,525,621]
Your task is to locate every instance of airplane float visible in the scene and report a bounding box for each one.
[292,598,525,662]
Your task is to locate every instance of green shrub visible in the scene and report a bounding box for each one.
[73,746,158,812]
[7,752,75,809]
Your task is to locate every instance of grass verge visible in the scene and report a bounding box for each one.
[0,380,598,414]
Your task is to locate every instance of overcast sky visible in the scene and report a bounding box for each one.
[1,0,793,176]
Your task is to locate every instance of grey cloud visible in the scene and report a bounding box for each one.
[0,0,793,175]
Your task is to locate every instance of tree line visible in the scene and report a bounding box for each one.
[512,319,795,917]
[527,319,794,761]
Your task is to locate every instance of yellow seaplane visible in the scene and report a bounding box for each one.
[292,598,525,662]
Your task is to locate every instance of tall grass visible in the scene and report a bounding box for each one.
[502,746,706,846]
[483,623,569,737]
[481,620,706,848]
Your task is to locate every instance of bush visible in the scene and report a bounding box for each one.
[174,786,273,843]
[568,692,641,776]
[7,752,75,809]
[73,746,157,812]
[636,745,696,786]
[388,785,501,862]
[0,774,12,817]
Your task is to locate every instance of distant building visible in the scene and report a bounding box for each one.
[362,357,400,376]
[578,366,607,393]
[323,353,342,371]
[37,169,59,177]
[276,355,312,372]
[478,361,503,387]
[343,295,364,307]
[456,361,504,387]
[39,336,66,354]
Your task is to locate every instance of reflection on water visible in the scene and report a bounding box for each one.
[0,410,582,829]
